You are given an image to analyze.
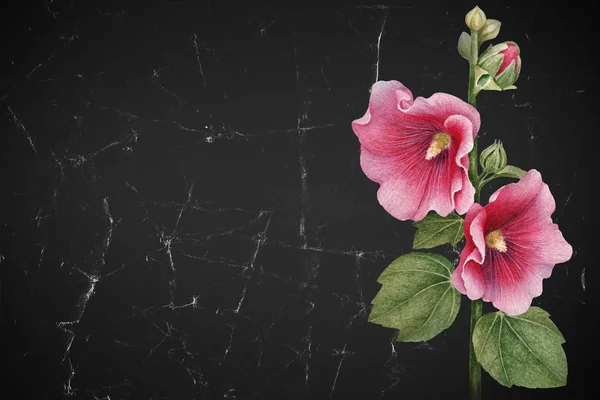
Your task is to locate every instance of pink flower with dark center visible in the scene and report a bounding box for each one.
[351,80,480,221]
[451,169,572,315]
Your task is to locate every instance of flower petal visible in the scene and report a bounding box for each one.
[352,81,478,221]
[359,146,435,221]
[352,80,414,156]
[444,115,475,215]
[404,92,481,139]
[452,203,486,297]
[481,251,538,316]
[480,169,573,315]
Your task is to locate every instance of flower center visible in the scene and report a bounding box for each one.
[425,133,451,160]
[485,230,507,253]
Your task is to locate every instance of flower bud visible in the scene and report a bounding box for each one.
[479,19,501,44]
[480,140,507,174]
[465,6,487,31]
[478,41,521,90]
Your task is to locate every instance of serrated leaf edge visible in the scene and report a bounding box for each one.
[378,268,449,282]
[413,219,463,248]
[371,281,448,321]
[476,311,567,388]
[503,316,565,383]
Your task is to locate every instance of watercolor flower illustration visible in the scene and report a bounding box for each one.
[452,169,573,315]
[351,80,479,221]
[360,6,574,398]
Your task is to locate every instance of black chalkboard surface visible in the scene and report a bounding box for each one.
[1,1,588,399]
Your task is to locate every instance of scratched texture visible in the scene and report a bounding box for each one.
[0,1,589,399]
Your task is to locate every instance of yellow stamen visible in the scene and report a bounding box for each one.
[425,133,451,160]
[485,230,507,253]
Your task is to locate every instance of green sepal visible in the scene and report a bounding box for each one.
[478,42,510,66]
[458,32,473,62]
[491,165,527,179]
[479,53,504,77]
[473,66,500,95]
[495,58,521,89]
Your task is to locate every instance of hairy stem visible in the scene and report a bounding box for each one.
[469,298,483,400]
[467,30,479,192]
[467,28,482,400]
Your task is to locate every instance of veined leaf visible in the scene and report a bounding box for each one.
[368,253,461,342]
[473,307,567,388]
[412,213,464,249]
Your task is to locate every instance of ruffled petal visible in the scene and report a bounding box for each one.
[444,115,475,215]
[360,146,436,221]
[452,204,486,298]
[463,261,485,299]
[351,80,414,156]
[481,250,539,316]
[402,92,481,139]
[352,81,479,221]
[479,170,573,315]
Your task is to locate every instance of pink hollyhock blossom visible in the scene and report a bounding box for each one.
[452,169,572,315]
[351,80,480,221]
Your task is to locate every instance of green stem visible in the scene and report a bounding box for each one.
[467,29,482,400]
[467,29,479,192]
[469,299,483,400]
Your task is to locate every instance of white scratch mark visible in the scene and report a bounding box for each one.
[303,326,313,386]
[192,34,207,88]
[6,104,36,153]
[374,10,388,83]
[330,345,352,396]
[234,284,247,315]
[37,244,46,270]
[260,19,276,35]
[63,358,76,396]
[294,42,310,248]
[102,197,114,251]
[220,325,235,364]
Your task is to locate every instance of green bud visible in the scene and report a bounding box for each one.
[478,41,521,90]
[465,6,487,31]
[480,140,507,174]
[479,19,501,44]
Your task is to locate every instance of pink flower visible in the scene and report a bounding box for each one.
[451,169,573,315]
[351,80,480,221]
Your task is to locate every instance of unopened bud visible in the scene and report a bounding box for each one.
[465,6,487,31]
[480,140,507,174]
[478,41,521,90]
[479,19,501,44]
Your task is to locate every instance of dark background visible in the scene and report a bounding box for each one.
[0,0,589,399]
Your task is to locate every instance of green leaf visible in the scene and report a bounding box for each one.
[458,32,472,62]
[491,165,527,179]
[412,213,464,249]
[473,307,567,388]
[368,253,461,342]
